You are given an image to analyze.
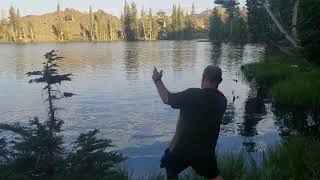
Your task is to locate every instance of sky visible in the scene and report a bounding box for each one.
[0,0,246,17]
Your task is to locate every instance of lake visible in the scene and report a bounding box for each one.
[0,41,280,177]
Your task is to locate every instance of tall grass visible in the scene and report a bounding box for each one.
[242,55,320,112]
[145,137,320,180]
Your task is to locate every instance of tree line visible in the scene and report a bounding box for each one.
[0,2,209,42]
[208,0,320,64]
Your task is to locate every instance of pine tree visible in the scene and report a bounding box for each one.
[89,5,94,40]
[246,0,269,41]
[148,8,153,40]
[140,7,147,40]
[8,6,24,42]
[28,22,34,41]
[209,7,224,41]
[191,2,197,33]
[215,0,239,38]
[122,1,138,41]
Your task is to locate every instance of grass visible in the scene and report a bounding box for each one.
[143,136,320,180]
[241,55,320,112]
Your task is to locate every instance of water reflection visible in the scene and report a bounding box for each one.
[124,43,140,81]
[210,43,222,65]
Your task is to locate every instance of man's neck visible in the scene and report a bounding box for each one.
[201,86,218,90]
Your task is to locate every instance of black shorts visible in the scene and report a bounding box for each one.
[160,149,220,179]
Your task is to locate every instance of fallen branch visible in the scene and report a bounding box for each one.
[263,4,301,49]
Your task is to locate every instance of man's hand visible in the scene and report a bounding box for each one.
[152,67,163,83]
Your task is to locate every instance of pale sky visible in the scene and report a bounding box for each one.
[0,0,246,17]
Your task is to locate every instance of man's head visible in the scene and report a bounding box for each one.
[201,65,223,89]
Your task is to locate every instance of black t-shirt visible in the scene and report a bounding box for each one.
[167,88,227,159]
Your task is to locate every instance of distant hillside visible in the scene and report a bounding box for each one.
[20,9,121,42]
[0,6,211,42]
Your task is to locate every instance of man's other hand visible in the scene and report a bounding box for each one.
[152,67,163,83]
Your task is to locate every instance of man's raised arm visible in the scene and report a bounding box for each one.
[152,67,170,104]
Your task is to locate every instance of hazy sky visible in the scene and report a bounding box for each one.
[0,0,246,17]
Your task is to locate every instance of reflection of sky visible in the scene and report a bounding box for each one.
[0,41,279,176]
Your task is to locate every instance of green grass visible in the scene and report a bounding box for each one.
[145,137,320,180]
[272,73,320,111]
[242,55,320,112]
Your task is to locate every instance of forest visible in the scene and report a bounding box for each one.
[0,1,210,42]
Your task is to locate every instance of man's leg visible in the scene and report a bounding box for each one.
[212,175,224,180]
[160,149,188,180]
[166,168,179,180]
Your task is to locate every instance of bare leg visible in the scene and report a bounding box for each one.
[213,175,224,180]
[167,174,178,180]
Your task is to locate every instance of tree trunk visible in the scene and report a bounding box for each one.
[109,20,113,41]
[229,18,233,39]
[149,22,152,40]
[263,4,300,48]
[30,28,34,40]
[142,19,147,40]
[292,0,299,39]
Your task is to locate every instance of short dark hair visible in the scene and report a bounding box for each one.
[202,65,223,83]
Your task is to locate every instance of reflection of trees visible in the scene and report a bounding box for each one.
[221,103,236,125]
[274,108,317,137]
[124,43,139,81]
[240,87,267,137]
[210,42,222,65]
[221,43,244,73]
[210,43,245,76]
[172,41,188,72]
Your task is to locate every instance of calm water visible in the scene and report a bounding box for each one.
[0,41,280,176]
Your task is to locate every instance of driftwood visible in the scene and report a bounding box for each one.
[263,4,300,49]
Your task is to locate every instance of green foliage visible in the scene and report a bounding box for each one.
[272,72,320,111]
[123,1,138,41]
[209,3,247,42]
[64,129,127,179]
[242,55,320,116]
[146,137,320,180]
[246,0,270,42]
[209,7,225,41]
[242,62,298,85]
[262,136,320,180]
[298,0,320,64]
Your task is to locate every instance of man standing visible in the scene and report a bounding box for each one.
[152,65,227,180]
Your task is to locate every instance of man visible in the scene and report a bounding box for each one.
[152,65,227,180]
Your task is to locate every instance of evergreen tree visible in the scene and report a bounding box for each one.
[140,7,147,40]
[191,2,197,33]
[246,0,270,41]
[298,0,320,64]
[89,5,94,40]
[28,21,34,40]
[215,0,239,39]
[8,6,24,42]
[209,7,224,41]
[122,1,138,40]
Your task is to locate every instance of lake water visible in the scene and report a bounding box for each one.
[0,41,281,177]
